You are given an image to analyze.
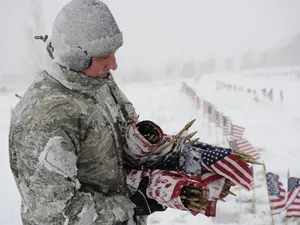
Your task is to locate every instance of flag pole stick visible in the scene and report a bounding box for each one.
[252,166,256,217]
[263,162,275,225]
[222,127,225,144]
[207,116,211,139]
[216,125,218,144]
[201,98,205,129]
[239,186,242,224]
[285,169,290,225]
[253,183,256,218]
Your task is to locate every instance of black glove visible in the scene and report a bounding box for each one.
[130,176,166,216]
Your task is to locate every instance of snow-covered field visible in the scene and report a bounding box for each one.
[1,69,300,225]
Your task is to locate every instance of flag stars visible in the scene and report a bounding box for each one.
[288,177,300,191]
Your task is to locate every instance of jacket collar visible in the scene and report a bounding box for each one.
[42,54,112,92]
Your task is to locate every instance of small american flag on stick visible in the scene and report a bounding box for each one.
[208,105,216,123]
[203,100,209,115]
[215,111,220,127]
[223,116,231,136]
[266,172,287,215]
[230,124,245,140]
[286,177,300,217]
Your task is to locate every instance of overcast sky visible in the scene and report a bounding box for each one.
[1,0,300,74]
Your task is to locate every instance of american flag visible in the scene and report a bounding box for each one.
[208,105,216,123]
[266,172,287,215]
[286,177,300,217]
[228,141,255,189]
[215,111,220,127]
[188,146,253,190]
[236,139,260,160]
[218,113,223,128]
[203,100,209,115]
[223,117,231,136]
[230,124,245,140]
[196,96,201,109]
[201,171,223,185]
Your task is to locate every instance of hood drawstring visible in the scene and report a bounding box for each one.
[34,35,48,42]
[35,34,54,59]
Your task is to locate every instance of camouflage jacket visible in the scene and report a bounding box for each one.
[9,60,139,225]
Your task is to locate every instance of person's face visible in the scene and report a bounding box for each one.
[83,51,118,78]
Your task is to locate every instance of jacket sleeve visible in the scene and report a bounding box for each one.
[10,100,135,225]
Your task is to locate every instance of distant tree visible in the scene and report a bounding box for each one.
[132,66,152,82]
[257,52,270,67]
[181,60,196,78]
[164,60,176,77]
[241,50,255,69]
[207,56,217,73]
[225,57,234,71]
[200,55,217,74]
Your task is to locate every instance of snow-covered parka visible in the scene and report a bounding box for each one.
[9,58,139,225]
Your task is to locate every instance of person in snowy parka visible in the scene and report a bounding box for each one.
[9,0,171,224]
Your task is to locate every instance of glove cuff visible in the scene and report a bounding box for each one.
[145,170,208,216]
[124,120,164,161]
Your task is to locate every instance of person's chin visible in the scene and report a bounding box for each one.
[96,73,108,78]
[97,71,109,78]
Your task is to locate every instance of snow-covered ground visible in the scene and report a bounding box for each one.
[1,70,300,225]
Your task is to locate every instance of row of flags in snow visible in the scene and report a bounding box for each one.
[215,81,284,102]
[267,172,300,217]
[181,82,260,161]
[181,82,300,218]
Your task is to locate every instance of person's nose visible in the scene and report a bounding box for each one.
[108,52,118,70]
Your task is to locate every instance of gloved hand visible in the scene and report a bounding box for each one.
[130,176,166,216]
[136,120,163,144]
[180,185,207,212]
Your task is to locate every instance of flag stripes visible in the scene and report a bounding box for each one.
[236,139,260,160]
[287,177,300,217]
[202,154,252,191]
[230,124,245,140]
[266,172,287,215]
